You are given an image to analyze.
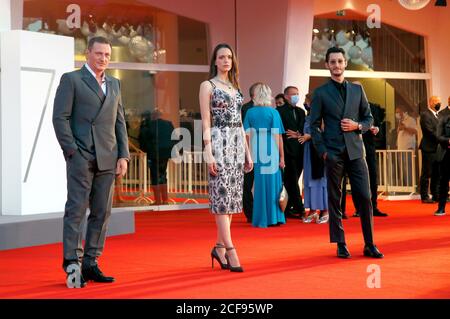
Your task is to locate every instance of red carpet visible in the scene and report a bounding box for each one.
[0,198,449,299]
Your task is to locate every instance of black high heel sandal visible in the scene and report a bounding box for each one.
[211,243,229,269]
[225,247,244,273]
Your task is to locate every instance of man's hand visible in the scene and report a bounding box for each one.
[341,119,359,132]
[286,129,301,139]
[370,126,379,135]
[116,158,128,177]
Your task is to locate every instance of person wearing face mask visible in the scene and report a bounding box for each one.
[275,93,287,108]
[276,86,306,219]
[419,96,442,204]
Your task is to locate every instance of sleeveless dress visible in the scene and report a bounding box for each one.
[208,81,245,214]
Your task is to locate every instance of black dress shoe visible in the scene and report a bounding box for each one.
[373,210,388,217]
[434,208,446,216]
[82,265,115,283]
[342,213,348,219]
[352,212,360,218]
[363,244,384,258]
[337,243,351,259]
[421,198,435,204]
[65,263,87,288]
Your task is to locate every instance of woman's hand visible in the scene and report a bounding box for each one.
[244,156,253,173]
[279,157,285,169]
[286,129,300,139]
[208,161,218,176]
[298,133,311,144]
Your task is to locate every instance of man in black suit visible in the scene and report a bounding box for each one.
[435,103,450,216]
[241,82,262,223]
[419,96,441,203]
[310,47,383,259]
[53,37,130,287]
[277,86,306,218]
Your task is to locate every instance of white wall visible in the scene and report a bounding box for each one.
[0,30,73,215]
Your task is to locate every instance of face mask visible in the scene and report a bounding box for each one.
[395,113,402,121]
[304,103,311,111]
[290,95,299,105]
[434,103,441,112]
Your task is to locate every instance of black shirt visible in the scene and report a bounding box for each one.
[331,79,347,103]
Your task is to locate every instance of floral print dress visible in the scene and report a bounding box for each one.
[208,80,245,214]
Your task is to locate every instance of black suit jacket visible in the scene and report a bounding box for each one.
[310,80,373,161]
[362,103,382,155]
[241,100,254,123]
[419,109,439,153]
[436,113,450,161]
[276,103,306,158]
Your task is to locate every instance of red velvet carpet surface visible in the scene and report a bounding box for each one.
[0,198,449,299]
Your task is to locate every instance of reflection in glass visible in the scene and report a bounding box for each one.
[310,17,426,73]
[23,0,208,65]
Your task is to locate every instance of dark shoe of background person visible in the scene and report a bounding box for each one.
[352,212,360,218]
[337,243,351,259]
[434,208,446,216]
[82,265,115,283]
[421,198,435,204]
[342,212,348,219]
[65,263,87,288]
[373,209,388,217]
[363,244,384,258]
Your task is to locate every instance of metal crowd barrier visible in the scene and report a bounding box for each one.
[376,149,416,195]
[119,149,417,205]
[118,150,208,205]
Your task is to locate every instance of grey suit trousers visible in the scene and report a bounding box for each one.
[63,149,115,268]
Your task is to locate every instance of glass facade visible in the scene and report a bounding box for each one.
[22,0,210,207]
[310,18,426,73]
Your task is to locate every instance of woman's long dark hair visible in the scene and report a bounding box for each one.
[209,43,240,91]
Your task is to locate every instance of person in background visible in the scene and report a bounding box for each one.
[139,109,175,205]
[241,82,263,223]
[244,83,286,228]
[275,93,287,107]
[276,86,306,219]
[435,100,450,216]
[419,96,441,204]
[300,93,328,224]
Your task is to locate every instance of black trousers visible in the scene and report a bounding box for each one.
[149,157,169,185]
[283,155,305,214]
[438,151,450,209]
[242,170,254,222]
[326,150,374,245]
[341,151,379,213]
[419,151,440,200]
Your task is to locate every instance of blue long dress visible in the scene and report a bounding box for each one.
[303,115,328,210]
[243,106,286,228]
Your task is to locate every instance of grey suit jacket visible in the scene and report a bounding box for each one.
[310,80,373,161]
[52,65,130,171]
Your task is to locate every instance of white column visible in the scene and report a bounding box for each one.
[0,0,12,31]
[1,30,73,215]
[283,0,314,100]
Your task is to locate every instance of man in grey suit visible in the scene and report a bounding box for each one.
[53,36,129,288]
[310,47,383,259]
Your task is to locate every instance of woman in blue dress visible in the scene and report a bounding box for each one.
[299,94,329,224]
[243,83,286,228]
